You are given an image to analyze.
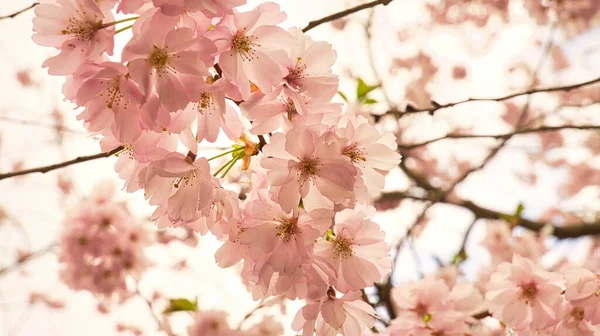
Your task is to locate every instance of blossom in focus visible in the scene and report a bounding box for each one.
[315,208,391,293]
[485,254,564,331]
[122,26,216,111]
[33,0,115,75]
[292,289,377,336]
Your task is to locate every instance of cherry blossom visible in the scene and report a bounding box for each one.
[33,0,115,75]
[292,289,377,336]
[486,254,564,331]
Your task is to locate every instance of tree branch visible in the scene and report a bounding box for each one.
[377,191,600,239]
[387,75,600,117]
[0,243,56,277]
[398,125,600,150]
[302,0,394,33]
[0,145,124,181]
[0,3,38,21]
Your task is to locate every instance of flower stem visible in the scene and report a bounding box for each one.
[207,147,244,162]
[115,24,134,35]
[220,151,245,178]
[101,16,139,29]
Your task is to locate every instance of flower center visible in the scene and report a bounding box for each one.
[275,217,298,242]
[174,171,196,188]
[196,92,213,113]
[149,46,172,73]
[62,16,102,39]
[571,307,584,321]
[299,158,318,177]
[333,238,353,259]
[284,57,307,90]
[520,282,538,303]
[343,143,367,163]
[232,30,260,61]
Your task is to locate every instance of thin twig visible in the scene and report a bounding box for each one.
[387,75,600,117]
[302,0,394,33]
[398,125,600,149]
[0,115,90,135]
[0,146,124,181]
[0,243,56,277]
[0,3,38,21]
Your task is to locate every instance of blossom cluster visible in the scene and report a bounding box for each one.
[58,182,150,304]
[34,0,401,334]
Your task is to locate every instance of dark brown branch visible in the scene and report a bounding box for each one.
[377,191,600,239]
[0,145,124,181]
[388,75,600,117]
[302,0,394,33]
[398,125,600,150]
[0,3,38,20]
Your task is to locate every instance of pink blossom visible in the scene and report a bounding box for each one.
[153,0,246,18]
[485,255,564,331]
[261,126,358,212]
[59,182,150,301]
[209,2,295,98]
[139,153,217,226]
[67,61,145,143]
[32,0,115,75]
[292,289,377,336]
[122,26,216,111]
[333,115,401,198]
[237,189,333,281]
[564,268,600,323]
[314,208,391,293]
[553,302,599,336]
[184,77,243,142]
[188,310,236,336]
[281,28,339,106]
[245,315,284,336]
[240,88,341,135]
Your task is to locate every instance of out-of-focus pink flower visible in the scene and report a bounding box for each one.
[261,126,358,212]
[153,0,246,18]
[209,2,295,98]
[32,0,115,75]
[292,289,377,336]
[188,310,236,336]
[123,26,216,111]
[315,208,390,292]
[486,255,564,331]
[553,302,598,336]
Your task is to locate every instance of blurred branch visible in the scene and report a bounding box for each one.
[377,191,600,239]
[0,146,124,181]
[0,243,56,277]
[0,3,38,20]
[302,0,394,33]
[0,115,90,135]
[398,125,600,149]
[387,75,600,117]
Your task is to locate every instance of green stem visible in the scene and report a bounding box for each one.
[220,151,245,178]
[102,16,139,28]
[213,156,236,177]
[115,24,134,35]
[207,147,244,162]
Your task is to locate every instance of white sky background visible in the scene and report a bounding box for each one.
[0,0,599,335]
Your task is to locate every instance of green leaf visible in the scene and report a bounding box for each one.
[515,202,525,218]
[356,78,381,100]
[163,298,198,314]
[363,98,378,105]
[337,91,349,102]
[452,249,468,265]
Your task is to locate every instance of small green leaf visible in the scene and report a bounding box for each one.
[515,202,525,218]
[452,249,468,265]
[356,78,381,100]
[363,98,378,105]
[337,91,349,102]
[163,298,198,314]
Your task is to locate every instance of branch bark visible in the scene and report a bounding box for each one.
[302,0,394,33]
[387,75,600,117]
[0,3,38,20]
[0,146,124,181]
[398,125,600,150]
